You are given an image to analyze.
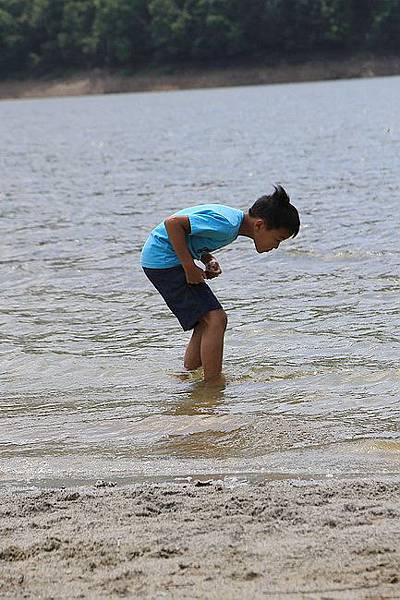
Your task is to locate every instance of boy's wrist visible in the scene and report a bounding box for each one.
[182,259,196,269]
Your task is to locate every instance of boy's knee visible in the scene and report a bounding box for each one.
[201,309,227,331]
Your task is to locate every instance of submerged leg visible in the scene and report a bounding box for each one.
[199,309,227,383]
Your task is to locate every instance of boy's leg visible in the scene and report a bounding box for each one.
[184,322,204,371]
[199,309,227,382]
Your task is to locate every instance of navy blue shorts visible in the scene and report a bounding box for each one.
[143,265,222,331]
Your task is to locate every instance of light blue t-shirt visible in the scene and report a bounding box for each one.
[140,204,244,268]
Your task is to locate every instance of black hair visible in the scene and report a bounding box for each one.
[249,185,300,238]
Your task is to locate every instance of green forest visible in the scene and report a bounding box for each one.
[1,0,399,78]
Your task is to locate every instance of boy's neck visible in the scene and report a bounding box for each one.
[238,213,255,239]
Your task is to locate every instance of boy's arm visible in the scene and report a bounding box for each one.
[164,215,205,284]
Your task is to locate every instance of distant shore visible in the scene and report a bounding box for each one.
[1,53,400,100]
[1,478,399,598]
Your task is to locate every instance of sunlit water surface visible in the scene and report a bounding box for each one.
[0,76,399,488]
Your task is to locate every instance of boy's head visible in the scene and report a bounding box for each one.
[249,185,300,253]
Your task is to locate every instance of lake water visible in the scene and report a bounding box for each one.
[1,76,399,489]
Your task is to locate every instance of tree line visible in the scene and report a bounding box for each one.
[1,0,399,77]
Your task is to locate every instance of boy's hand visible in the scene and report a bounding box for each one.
[183,262,206,285]
[205,259,222,279]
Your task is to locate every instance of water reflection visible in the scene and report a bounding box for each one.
[1,78,400,484]
[171,375,226,416]
[157,378,247,459]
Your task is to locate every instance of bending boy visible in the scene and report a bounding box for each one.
[141,185,300,383]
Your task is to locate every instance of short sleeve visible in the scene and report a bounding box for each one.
[188,211,236,239]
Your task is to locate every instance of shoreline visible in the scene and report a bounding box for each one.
[1,54,400,100]
[1,478,399,598]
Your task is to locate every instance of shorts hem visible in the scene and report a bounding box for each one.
[180,304,223,331]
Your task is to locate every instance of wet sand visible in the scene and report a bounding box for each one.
[1,54,400,100]
[1,478,399,599]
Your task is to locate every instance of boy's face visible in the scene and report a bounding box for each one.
[253,220,291,253]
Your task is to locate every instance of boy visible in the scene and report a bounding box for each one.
[141,185,300,383]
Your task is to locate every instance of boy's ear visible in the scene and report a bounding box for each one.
[255,218,267,231]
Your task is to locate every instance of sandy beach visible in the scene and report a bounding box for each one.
[1,50,400,600]
[1,54,400,100]
[1,478,399,599]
